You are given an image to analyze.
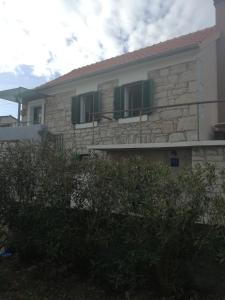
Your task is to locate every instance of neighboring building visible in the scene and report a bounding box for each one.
[0,0,225,175]
[0,115,17,127]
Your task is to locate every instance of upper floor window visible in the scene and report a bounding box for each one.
[71,91,100,124]
[113,80,154,119]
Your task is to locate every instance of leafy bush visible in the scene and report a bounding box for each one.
[0,141,225,297]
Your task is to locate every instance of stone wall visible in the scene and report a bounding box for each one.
[107,148,192,169]
[40,60,198,153]
[192,146,225,187]
[45,90,75,134]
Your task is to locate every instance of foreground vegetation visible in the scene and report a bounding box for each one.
[1,141,225,299]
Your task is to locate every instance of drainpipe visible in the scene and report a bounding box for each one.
[196,55,203,141]
[214,0,225,122]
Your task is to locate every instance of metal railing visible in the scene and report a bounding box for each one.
[11,121,42,127]
[0,121,43,128]
[77,99,225,145]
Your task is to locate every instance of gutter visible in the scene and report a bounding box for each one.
[37,44,199,92]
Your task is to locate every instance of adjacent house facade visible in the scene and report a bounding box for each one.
[0,115,17,127]
[0,0,225,175]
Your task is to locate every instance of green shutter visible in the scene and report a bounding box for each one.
[93,91,101,120]
[120,85,125,117]
[113,86,124,119]
[71,96,80,124]
[142,79,154,114]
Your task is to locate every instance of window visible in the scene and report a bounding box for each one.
[71,91,100,124]
[124,83,142,117]
[33,106,42,124]
[80,94,94,123]
[113,79,154,119]
[27,99,45,125]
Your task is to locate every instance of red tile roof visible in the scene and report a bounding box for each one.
[40,26,217,89]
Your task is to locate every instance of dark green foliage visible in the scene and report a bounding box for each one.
[0,142,225,298]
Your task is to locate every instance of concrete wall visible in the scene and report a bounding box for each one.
[0,124,45,142]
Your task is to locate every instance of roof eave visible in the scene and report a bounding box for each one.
[37,43,200,91]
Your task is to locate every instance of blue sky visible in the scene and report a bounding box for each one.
[0,0,215,117]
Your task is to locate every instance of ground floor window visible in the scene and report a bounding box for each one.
[27,99,45,125]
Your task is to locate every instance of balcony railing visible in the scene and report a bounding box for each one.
[11,121,42,127]
[73,99,225,146]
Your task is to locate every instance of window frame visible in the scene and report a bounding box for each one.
[113,79,154,121]
[71,91,100,125]
[27,99,45,125]
[124,81,143,118]
[80,92,95,124]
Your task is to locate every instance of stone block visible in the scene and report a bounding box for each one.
[154,76,168,84]
[186,130,198,141]
[175,93,196,104]
[158,84,175,91]
[160,109,182,120]
[159,68,169,76]
[188,81,197,92]
[172,88,186,96]
[177,116,197,131]
[192,156,205,161]
[179,70,195,82]
[168,75,178,83]
[161,121,174,134]
[155,135,168,143]
[206,155,224,162]
[170,63,187,75]
[182,108,190,117]
[169,132,186,142]
[149,112,160,121]
[151,128,161,134]
[187,61,196,70]
[189,105,197,115]
[155,91,168,99]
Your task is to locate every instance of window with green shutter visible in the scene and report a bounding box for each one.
[71,91,101,124]
[113,79,154,119]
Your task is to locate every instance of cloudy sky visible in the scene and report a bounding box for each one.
[0,0,215,117]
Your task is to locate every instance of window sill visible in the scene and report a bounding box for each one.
[75,121,98,129]
[118,115,148,124]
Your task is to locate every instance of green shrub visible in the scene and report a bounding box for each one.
[0,142,225,297]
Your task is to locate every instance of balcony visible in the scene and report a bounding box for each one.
[71,99,225,153]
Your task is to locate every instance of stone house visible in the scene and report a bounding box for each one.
[0,0,225,175]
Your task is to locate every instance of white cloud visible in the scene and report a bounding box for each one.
[0,0,215,79]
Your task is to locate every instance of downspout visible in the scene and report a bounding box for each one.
[196,55,204,141]
[214,0,225,122]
